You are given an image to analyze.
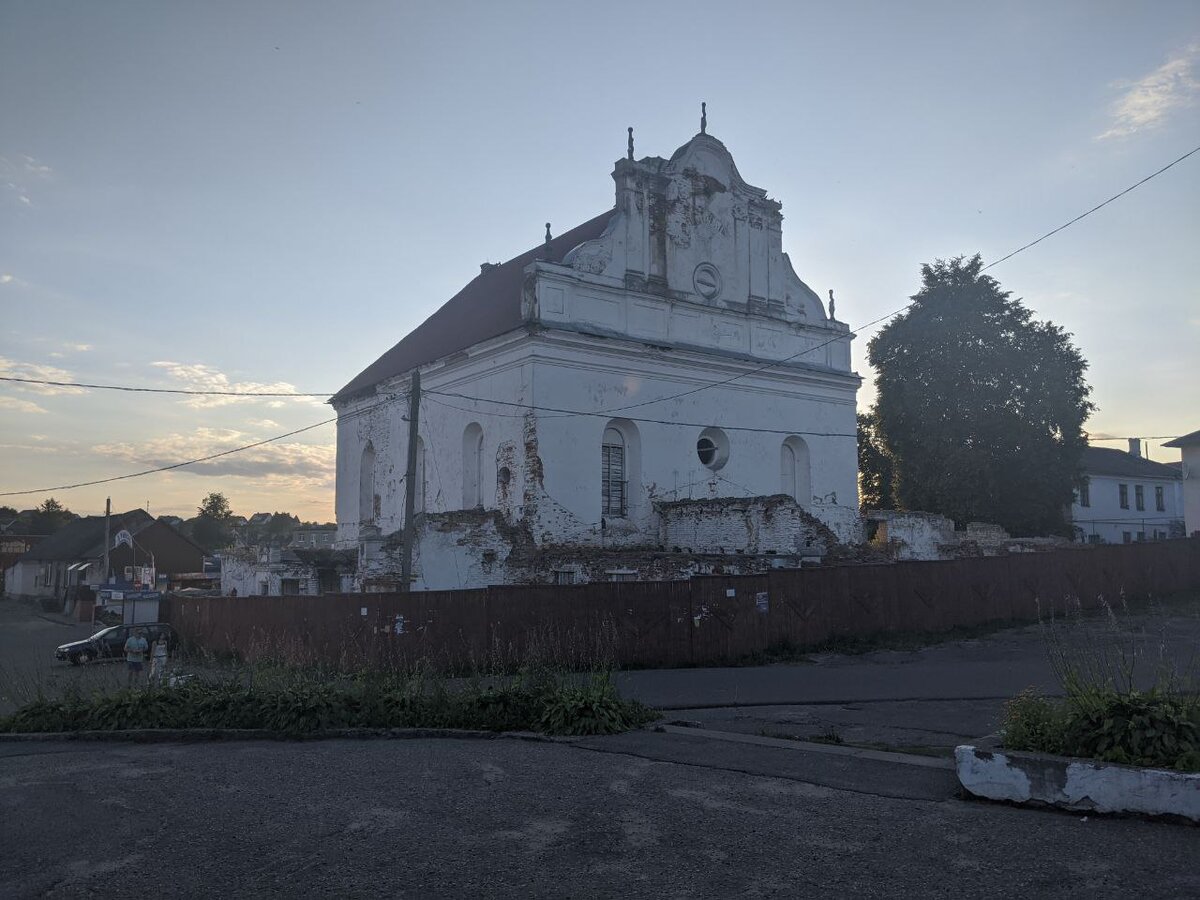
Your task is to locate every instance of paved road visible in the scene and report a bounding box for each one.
[616,603,1200,751]
[2,737,1197,899]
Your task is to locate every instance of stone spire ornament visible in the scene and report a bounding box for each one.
[828,289,836,319]
[545,223,552,248]
[627,126,634,160]
[700,102,707,135]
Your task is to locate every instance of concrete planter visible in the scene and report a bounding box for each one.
[955,744,1200,823]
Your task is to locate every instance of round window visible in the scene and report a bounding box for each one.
[696,427,729,471]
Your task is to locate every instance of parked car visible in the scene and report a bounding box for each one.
[55,623,179,666]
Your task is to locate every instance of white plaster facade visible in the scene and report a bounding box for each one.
[332,128,861,589]
[1070,444,1184,544]
[1163,429,1200,538]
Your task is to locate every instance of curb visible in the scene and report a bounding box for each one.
[0,727,577,744]
[955,744,1200,823]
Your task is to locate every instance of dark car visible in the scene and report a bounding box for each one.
[55,623,179,665]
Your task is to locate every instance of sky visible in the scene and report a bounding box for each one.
[1,0,1198,522]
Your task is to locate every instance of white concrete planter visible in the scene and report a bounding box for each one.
[956,744,1200,823]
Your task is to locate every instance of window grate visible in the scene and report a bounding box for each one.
[602,443,627,516]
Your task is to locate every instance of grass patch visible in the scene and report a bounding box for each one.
[0,669,656,738]
[1002,591,1200,772]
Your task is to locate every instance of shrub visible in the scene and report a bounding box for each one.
[1004,593,1200,772]
[0,671,656,738]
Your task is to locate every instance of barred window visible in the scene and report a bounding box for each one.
[602,427,627,516]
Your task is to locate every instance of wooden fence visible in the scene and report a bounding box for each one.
[160,537,1200,670]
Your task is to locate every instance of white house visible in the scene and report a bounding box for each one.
[331,121,861,589]
[1070,441,1184,544]
[1163,428,1200,537]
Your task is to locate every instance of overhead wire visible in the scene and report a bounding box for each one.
[2,143,1194,495]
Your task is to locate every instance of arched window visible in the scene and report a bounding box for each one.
[359,442,376,524]
[462,423,484,508]
[781,436,811,507]
[602,427,626,516]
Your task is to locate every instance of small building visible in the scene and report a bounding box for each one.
[1069,441,1184,544]
[290,524,337,549]
[221,546,356,596]
[3,509,207,604]
[1163,429,1200,537]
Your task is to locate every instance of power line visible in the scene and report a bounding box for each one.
[421,391,857,437]
[0,375,331,397]
[7,144,1195,417]
[981,143,1200,271]
[0,392,404,497]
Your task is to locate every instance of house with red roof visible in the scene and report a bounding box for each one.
[331,120,861,588]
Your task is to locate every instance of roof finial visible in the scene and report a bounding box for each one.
[828,289,836,319]
[627,126,634,160]
[545,222,552,248]
[700,101,707,135]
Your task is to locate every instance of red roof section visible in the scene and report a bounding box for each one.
[334,209,616,401]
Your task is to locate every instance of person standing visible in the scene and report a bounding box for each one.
[124,627,148,687]
[149,633,169,684]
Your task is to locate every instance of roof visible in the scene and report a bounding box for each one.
[1081,446,1181,480]
[13,509,155,563]
[1163,428,1200,448]
[333,209,616,402]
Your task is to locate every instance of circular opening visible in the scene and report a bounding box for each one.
[497,466,511,486]
[696,428,729,471]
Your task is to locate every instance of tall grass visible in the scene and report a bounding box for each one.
[1003,592,1200,771]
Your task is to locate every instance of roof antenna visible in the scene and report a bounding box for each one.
[627,126,634,160]
[700,101,707,135]
[828,289,836,319]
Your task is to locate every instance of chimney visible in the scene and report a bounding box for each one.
[1128,438,1142,458]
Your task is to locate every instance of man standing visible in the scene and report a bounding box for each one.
[124,627,148,687]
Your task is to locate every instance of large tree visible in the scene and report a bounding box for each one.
[192,492,235,551]
[857,411,895,511]
[30,498,76,534]
[867,255,1093,536]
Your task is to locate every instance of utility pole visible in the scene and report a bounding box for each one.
[102,497,111,585]
[399,370,421,591]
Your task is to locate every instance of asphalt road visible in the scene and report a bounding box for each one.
[2,736,1198,899]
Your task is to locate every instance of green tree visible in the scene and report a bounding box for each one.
[192,492,235,551]
[857,411,895,510]
[30,497,76,534]
[197,492,233,521]
[867,255,1093,536]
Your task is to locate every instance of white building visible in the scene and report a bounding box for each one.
[332,122,861,589]
[1070,441,1184,544]
[1163,429,1200,537]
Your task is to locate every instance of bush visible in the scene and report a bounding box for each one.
[1003,689,1200,772]
[1004,592,1200,772]
[0,672,656,738]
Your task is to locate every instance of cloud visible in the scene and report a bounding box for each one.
[0,396,48,415]
[149,360,327,408]
[0,154,53,208]
[0,357,86,395]
[0,274,12,284]
[63,342,92,353]
[1098,44,1200,139]
[248,418,281,429]
[94,427,336,488]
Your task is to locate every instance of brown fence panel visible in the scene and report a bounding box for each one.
[162,537,1200,671]
[688,574,770,664]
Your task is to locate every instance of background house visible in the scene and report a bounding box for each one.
[4,509,207,604]
[1069,440,1184,544]
[1164,429,1200,537]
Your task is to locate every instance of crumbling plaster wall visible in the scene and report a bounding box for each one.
[657,495,831,556]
